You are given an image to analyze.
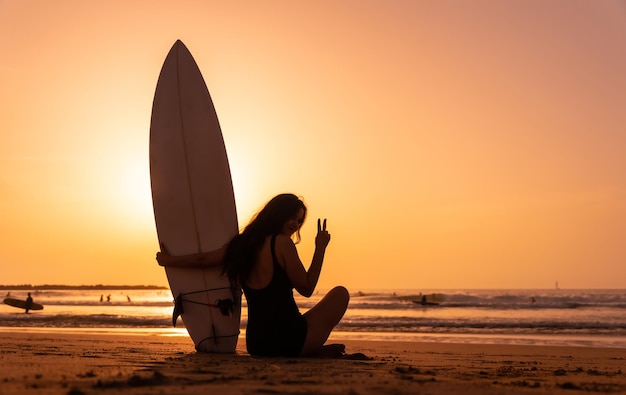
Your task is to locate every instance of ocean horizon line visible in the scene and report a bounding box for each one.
[1,285,624,292]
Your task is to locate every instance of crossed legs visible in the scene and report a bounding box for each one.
[300,286,350,357]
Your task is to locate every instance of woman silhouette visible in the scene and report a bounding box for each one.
[158,194,349,357]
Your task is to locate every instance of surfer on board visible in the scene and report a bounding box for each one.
[157,193,349,358]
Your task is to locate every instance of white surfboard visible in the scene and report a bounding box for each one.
[150,40,241,353]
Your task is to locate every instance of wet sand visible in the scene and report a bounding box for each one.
[0,331,624,394]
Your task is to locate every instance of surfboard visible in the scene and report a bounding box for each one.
[3,297,44,311]
[150,40,241,353]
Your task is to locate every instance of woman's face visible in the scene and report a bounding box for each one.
[281,208,305,237]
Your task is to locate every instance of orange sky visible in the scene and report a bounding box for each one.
[1,1,625,289]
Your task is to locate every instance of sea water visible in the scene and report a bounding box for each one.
[1,287,625,348]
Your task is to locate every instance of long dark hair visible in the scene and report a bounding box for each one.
[223,194,307,284]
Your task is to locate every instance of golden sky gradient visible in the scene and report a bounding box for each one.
[1,1,625,289]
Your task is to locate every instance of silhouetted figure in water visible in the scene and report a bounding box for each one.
[127,295,132,303]
[25,293,33,314]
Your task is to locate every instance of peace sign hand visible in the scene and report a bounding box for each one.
[316,218,331,249]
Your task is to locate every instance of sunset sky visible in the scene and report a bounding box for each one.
[1,1,625,290]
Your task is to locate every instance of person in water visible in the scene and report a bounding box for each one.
[25,292,33,314]
[157,193,349,357]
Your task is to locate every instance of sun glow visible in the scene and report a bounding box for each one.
[110,155,153,224]
[1,2,625,288]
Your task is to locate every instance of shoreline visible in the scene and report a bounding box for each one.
[1,331,624,394]
[1,326,625,349]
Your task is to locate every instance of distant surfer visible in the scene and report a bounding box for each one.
[412,294,439,306]
[158,194,349,358]
[25,293,33,314]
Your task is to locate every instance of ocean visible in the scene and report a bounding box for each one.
[2,287,625,348]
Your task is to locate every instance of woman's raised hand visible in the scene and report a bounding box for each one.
[315,218,331,249]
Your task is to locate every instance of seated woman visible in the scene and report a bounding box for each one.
[157,193,349,357]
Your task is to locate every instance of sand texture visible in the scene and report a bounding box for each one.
[0,331,624,394]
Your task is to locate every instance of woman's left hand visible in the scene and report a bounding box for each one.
[155,251,169,266]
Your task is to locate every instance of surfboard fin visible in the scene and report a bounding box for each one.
[172,293,184,326]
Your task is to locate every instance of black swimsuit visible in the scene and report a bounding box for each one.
[243,235,307,357]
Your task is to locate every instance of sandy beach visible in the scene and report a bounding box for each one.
[0,330,623,395]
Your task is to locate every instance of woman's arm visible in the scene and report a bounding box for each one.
[156,246,226,267]
[278,219,331,297]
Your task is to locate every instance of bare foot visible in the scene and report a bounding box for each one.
[311,343,346,358]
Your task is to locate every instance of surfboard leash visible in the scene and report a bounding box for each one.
[171,289,236,326]
[195,331,240,352]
